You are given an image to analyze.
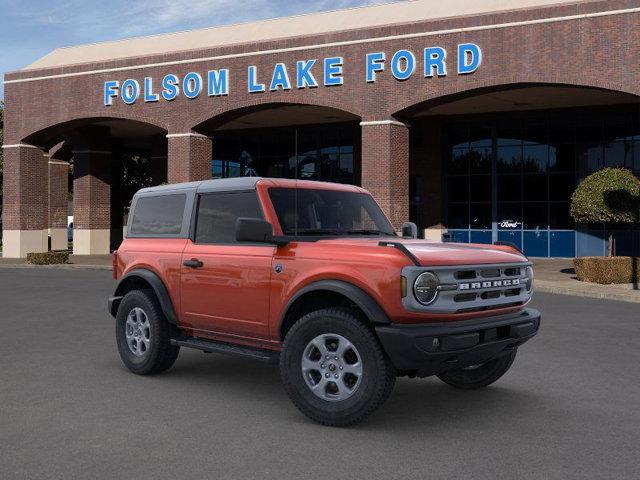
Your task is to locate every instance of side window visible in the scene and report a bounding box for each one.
[130,194,186,236]
[195,192,263,244]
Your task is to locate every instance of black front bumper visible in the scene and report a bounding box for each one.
[375,308,541,377]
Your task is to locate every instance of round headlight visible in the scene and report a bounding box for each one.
[525,266,534,293]
[414,271,439,305]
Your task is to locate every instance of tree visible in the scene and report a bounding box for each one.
[570,167,640,255]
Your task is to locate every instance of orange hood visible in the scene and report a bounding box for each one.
[315,237,527,266]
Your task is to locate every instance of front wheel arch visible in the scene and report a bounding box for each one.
[279,280,390,340]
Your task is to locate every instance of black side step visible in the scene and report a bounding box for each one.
[171,336,278,363]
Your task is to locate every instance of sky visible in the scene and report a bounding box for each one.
[0,0,401,100]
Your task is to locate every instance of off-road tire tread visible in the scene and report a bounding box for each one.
[280,307,396,427]
[436,349,517,389]
[116,289,180,375]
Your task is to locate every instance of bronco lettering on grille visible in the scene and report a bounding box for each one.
[459,279,521,290]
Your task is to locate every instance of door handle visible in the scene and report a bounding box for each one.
[183,258,204,268]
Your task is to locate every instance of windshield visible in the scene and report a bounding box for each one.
[268,188,396,237]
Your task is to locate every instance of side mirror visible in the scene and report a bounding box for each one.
[401,222,418,239]
[236,218,274,243]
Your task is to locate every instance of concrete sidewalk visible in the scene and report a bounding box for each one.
[1,253,639,303]
[533,258,640,303]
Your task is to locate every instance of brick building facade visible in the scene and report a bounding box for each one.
[2,0,640,257]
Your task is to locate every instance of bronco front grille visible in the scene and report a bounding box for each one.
[401,262,532,314]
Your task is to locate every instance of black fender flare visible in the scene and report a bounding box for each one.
[280,280,391,332]
[110,269,178,324]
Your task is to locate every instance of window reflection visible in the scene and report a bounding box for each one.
[497,145,522,173]
[450,148,469,174]
[470,203,491,229]
[523,145,548,173]
[445,106,640,256]
[469,147,491,173]
[212,123,357,184]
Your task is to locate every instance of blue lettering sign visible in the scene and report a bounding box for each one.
[248,66,265,93]
[144,77,159,102]
[161,74,179,101]
[101,45,483,105]
[296,60,318,89]
[121,79,140,104]
[457,43,482,74]
[270,63,292,91]
[390,50,415,81]
[424,47,447,77]
[324,57,343,86]
[104,80,119,106]
[366,52,385,83]
[208,69,229,96]
[183,72,203,99]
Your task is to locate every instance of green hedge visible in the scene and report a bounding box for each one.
[570,168,640,224]
[574,256,640,284]
[27,251,70,265]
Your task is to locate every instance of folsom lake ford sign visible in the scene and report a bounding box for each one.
[103,43,482,106]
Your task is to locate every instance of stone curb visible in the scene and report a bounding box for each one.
[535,280,640,304]
[0,263,112,271]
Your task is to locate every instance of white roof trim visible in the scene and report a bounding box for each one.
[5,5,637,86]
[18,0,596,71]
[1,143,42,149]
[360,120,409,127]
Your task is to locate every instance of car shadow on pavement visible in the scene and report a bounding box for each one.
[122,350,542,431]
[118,350,284,395]
[367,378,540,431]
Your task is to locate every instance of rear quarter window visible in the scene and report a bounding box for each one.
[129,194,186,237]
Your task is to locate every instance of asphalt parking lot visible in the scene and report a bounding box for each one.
[1,268,639,480]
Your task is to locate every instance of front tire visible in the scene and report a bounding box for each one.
[116,290,180,375]
[280,308,396,426]
[436,349,517,389]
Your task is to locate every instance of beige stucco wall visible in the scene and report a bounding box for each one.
[49,228,68,251]
[73,229,110,255]
[2,230,48,258]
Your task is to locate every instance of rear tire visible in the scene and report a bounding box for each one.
[436,349,517,389]
[280,308,396,427]
[116,289,180,375]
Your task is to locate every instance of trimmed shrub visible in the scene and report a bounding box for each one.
[574,256,640,284]
[27,251,70,265]
[570,168,640,224]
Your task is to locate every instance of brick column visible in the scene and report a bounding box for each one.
[48,159,69,251]
[1,144,49,257]
[411,118,445,241]
[167,133,212,183]
[150,134,168,185]
[70,126,112,255]
[110,142,124,252]
[73,149,111,254]
[360,120,410,230]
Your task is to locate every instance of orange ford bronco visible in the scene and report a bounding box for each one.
[109,177,539,426]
